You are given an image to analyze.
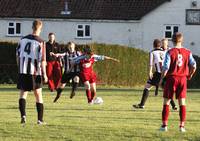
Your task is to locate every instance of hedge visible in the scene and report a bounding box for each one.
[0,42,199,88]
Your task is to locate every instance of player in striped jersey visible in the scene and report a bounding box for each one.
[16,20,48,125]
[133,39,175,109]
[73,46,119,104]
[52,42,82,102]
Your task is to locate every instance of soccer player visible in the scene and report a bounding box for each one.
[159,33,196,132]
[46,33,62,92]
[133,39,176,109]
[73,46,119,104]
[161,38,177,111]
[16,20,48,125]
[53,42,82,102]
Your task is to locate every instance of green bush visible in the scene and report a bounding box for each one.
[0,41,199,88]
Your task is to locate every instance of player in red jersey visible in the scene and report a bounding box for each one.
[159,33,196,132]
[73,46,119,104]
[46,33,62,92]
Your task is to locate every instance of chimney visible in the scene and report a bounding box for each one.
[61,1,71,15]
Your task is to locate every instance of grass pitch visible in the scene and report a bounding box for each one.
[0,85,200,141]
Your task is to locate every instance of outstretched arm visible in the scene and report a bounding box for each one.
[104,56,120,63]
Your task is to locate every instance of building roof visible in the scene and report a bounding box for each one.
[0,0,170,20]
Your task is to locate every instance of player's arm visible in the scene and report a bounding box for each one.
[159,52,170,88]
[104,56,120,62]
[188,53,196,80]
[50,52,66,58]
[16,42,21,67]
[41,42,48,83]
[93,54,120,62]
[149,51,153,79]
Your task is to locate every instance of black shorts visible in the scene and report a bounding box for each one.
[147,72,161,86]
[17,74,42,91]
[61,72,80,84]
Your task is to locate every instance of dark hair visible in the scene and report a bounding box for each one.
[172,32,183,43]
[153,39,161,48]
[83,46,92,54]
[48,32,55,36]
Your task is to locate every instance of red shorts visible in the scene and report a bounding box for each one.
[163,76,187,99]
[80,71,96,83]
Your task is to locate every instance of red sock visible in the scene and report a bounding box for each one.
[179,105,186,127]
[162,105,169,126]
[91,91,96,101]
[86,89,92,103]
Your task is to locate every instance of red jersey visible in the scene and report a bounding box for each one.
[167,48,191,77]
[80,56,95,74]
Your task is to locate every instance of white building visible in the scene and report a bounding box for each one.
[0,0,200,55]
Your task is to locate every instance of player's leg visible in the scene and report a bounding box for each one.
[84,81,92,104]
[90,82,96,101]
[53,73,68,102]
[178,98,186,132]
[170,99,177,111]
[70,75,80,99]
[19,90,28,124]
[53,61,62,90]
[160,98,171,131]
[53,82,66,102]
[34,88,46,125]
[46,61,55,91]
[133,83,153,109]
[155,85,159,96]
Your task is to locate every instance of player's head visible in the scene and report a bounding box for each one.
[172,32,183,44]
[67,41,76,53]
[48,32,55,43]
[153,39,161,49]
[83,46,92,56]
[32,19,42,34]
[161,38,168,50]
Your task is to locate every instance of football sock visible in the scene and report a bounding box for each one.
[170,100,176,108]
[140,88,149,106]
[155,85,159,96]
[54,88,63,102]
[36,103,44,121]
[19,98,26,118]
[162,105,169,126]
[72,82,78,93]
[179,105,186,127]
[86,89,92,103]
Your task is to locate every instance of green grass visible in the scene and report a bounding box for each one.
[0,86,200,141]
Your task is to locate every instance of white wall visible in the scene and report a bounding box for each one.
[0,18,143,49]
[141,0,200,55]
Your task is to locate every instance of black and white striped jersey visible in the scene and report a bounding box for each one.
[149,48,165,73]
[16,34,45,75]
[63,51,81,73]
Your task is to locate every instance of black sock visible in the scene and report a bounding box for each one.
[72,82,78,93]
[54,88,63,102]
[155,85,159,96]
[19,98,26,118]
[36,103,44,121]
[140,88,149,106]
[170,100,176,108]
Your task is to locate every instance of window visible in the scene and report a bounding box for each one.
[164,25,179,39]
[7,22,21,36]
[76,24,91,38]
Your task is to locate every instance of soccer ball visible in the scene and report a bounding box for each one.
[94,97,103,104]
